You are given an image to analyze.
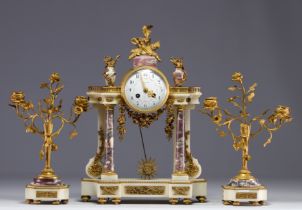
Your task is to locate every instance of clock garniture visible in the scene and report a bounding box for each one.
[81,25,207,204]
[201,72,292,206]
[9,73,88,205]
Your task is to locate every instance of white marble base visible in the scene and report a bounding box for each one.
[172,174,189,181]
[101,173,118,180]
[81,178,207,204]
[25,183,69,204]
[222,185,267,206]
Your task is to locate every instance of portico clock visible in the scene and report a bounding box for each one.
[121,66,169,113]
[82,25,206,205]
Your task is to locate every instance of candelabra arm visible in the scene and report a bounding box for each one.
[51,116,66,139]
[29,114,45,137]
[262,122,282,147]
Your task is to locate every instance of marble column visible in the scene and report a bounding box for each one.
[173,106,188,178]
[184,107,202,178]
[102,105,117,178]
[85,104,105,178]
[184,108,191,151]
[96,104,106,161]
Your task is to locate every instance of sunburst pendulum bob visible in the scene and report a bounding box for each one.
[137,126,157,179]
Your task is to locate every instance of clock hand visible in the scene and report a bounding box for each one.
[140,73,149,94]
[147,90,156,98]
[140,73,156,98]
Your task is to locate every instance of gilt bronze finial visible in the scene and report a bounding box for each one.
[128,25,161,61]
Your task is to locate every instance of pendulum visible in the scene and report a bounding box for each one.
[137,126,157,179]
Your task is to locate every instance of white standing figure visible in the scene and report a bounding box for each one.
[103,55,120,86]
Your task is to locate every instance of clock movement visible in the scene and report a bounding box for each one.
[80,25,207,204]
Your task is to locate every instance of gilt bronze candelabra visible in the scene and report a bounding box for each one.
[201,72,292,205]
[10,72,88,204]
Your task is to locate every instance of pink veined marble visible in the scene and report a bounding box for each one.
[103,109,114,172]
[133,55,158,67]
[173,68,186,87]
[174,109,186,172]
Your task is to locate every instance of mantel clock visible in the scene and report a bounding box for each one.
[80,25,207,205]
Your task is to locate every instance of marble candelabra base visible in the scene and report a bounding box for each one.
[222,185,267,206]
[25,183,69,205]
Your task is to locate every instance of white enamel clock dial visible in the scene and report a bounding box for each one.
[121,66,169,113]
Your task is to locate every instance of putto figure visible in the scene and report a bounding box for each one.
[170,57,187,87]
[103,55,120,86]
[10,72,88,205]
[201,72,292,206]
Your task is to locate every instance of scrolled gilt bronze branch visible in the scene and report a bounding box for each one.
[10,72,89,182]
[201,72,292,182]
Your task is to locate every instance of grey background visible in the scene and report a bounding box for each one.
[0,0,301,188]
